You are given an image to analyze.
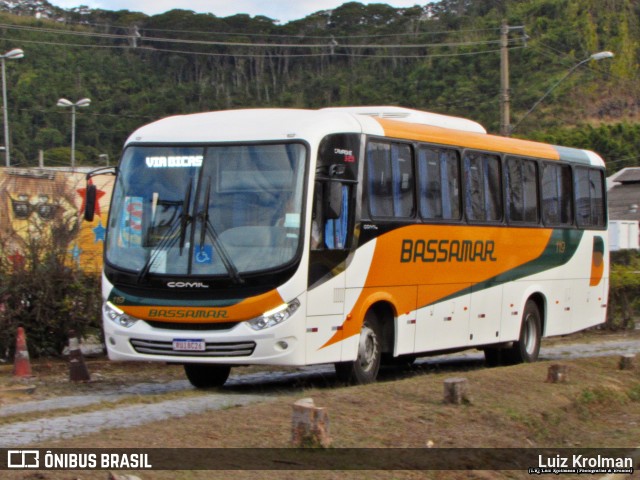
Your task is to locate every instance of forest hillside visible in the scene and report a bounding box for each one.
[0,0,639,173]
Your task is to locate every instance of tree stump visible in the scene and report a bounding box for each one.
[443,377,470,404]
[68,330,91,383]
[291,398,331,448]
[546,364,569,383]
[619,354,636,371]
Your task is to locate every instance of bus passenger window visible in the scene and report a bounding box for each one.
[590,170,606,227]
[418,147,461,220]
[463,151,502,222]
[542,163,573,226]
[506,157,539,223]
[367,141,414,218]
[574,167,606,228]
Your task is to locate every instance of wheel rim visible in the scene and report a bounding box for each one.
[357,324,380,373]
[523,313,538,355]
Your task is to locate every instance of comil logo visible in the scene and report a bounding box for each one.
[166,281,209,288]
[8,450,39,469]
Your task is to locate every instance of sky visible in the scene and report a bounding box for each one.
[45,1,425,24]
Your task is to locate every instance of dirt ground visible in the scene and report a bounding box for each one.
[1,327,639,480]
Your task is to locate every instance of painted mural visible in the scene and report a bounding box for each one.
[0,168,114,273]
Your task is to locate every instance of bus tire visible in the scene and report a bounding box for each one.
[505,299,542,364]
[184,364,231,388]
[334,310,382,384]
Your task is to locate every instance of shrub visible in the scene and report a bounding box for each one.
[607,250,640,330]
[0,233,102,359]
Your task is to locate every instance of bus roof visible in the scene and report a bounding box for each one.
[126,107,604,168]
[321,106,487,134]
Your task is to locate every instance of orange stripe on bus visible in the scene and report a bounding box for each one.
[120,289,285,323]
[376,118,561,160]
[589,252,604,286]
[322,225,553,349]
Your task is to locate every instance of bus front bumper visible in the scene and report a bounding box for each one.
[102,307,305,366]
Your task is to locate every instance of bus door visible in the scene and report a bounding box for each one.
[305,134,359,364]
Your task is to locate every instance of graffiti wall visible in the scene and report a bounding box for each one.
[0,168,114,273]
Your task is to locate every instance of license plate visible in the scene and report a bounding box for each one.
[172,339,206,351]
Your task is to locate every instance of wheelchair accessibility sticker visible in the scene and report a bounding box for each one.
[194,245,213,265]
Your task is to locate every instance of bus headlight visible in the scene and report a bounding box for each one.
[247,299,300,331]
[104,301,138,328]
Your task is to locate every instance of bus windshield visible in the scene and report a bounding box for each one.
[106,143,307,279]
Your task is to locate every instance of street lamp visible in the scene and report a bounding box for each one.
[57,97,91,168]
[510,51,614,134]
[1,48,24,167]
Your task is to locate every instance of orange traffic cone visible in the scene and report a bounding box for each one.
[68,330,91,382]
[13,326,33,378]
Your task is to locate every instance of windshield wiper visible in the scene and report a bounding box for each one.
[197,179,244,285]
[179,179,193,254]
[137,184,193,284]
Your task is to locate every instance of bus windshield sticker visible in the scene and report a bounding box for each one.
[284,213,300,229]
[194,244,213,265]
[119,196,143,247]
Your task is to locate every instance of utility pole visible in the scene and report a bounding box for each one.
[500,20,510,136]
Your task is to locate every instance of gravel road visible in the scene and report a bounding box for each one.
[1,335,638,447]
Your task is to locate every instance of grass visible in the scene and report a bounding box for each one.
[3,356,639,480]
[1,329,639,480]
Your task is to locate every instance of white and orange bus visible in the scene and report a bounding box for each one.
[85,106,609,387]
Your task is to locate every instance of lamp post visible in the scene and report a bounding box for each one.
[57,97,91,168]
[510,51,614,134]
[1,48,24,167]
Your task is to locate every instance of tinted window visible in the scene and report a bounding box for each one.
[463,151,502,222]
[417,147,461,220]
[506,157,539,223]
[574,167,606,228]
[541,162,573,226]
[367,141,415,218]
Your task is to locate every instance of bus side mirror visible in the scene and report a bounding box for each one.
[325,181,343,220]
[84,183,97,222]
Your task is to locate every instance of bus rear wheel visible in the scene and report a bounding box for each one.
[335,310,382,384]
[484,299,542,366]
[184,364,231,388]
[505,299,542,364]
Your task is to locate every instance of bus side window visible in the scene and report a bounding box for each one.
[463,151,502,222]
[506,157,539,224]
[542,162,573,226]
[418,147,461,221]
[574,167,606,228]
[325,185,349,249]
[310,182,349,250]
[366,141,414,219]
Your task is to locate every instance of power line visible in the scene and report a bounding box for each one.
[0,21,524,50]
[1,35,524,59]
[2,36,134,50]
[61,16,504,40]
[140,35,503,49]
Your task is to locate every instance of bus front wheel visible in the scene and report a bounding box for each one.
[184,364,231,388]
[334,310,382,384]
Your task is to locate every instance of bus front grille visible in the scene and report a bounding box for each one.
[129,338,256,357]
